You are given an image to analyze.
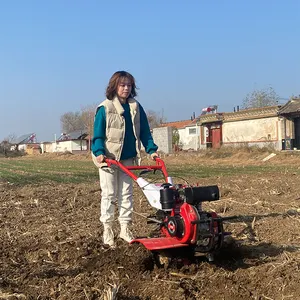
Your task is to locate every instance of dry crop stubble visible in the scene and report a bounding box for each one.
[1,151,300,299]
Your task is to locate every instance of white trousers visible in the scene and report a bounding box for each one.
[99,158,134,225]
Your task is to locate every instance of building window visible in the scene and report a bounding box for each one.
[189,128,196,135]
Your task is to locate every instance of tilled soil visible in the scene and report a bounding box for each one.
[1,153,300,299]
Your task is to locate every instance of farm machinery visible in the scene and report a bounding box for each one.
[105,157,231,263]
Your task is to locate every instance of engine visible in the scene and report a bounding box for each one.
[157,184,225,253]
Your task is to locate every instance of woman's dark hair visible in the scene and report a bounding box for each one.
[106,71,137,100]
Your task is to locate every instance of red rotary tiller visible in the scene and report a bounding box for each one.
[105,157,230,261]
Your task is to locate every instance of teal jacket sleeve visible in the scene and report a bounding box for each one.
[139,104,158,154]
[91,106,106,157]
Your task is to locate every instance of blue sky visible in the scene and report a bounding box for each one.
[0,0,299,141]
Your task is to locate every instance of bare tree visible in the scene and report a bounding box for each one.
[0,134,17,155]
[4,133,17,143]
[146,110,166,129]
[81,104,97,152]
[172,128,181,151]
[60,111,85,133]
[242,87,280,109]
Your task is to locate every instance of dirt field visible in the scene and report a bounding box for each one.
[1,151,300,299]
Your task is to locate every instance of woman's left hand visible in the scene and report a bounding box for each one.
[150,152,159,160]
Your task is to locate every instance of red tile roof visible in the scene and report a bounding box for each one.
[159,120,194,129]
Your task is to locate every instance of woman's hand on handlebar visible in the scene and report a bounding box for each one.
[150,152,159,161]
[96,154,106,164]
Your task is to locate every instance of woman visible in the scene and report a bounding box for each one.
[92,71,158,247]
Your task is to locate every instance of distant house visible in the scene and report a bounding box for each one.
[278,97,300,150]
[156,99,300,151]
[40,142,54,154]
[54,130,89,153]
[10,133,40,153]
[199,106,281,150]
[159,119,199,150]
[26,144,41,155]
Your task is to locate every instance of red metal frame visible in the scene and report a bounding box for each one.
[104,158,221,252]
[131,237,190,250]
[131,203,199,251]
[105,158,169,181]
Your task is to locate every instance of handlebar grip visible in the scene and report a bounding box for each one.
[92,153,108,169]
